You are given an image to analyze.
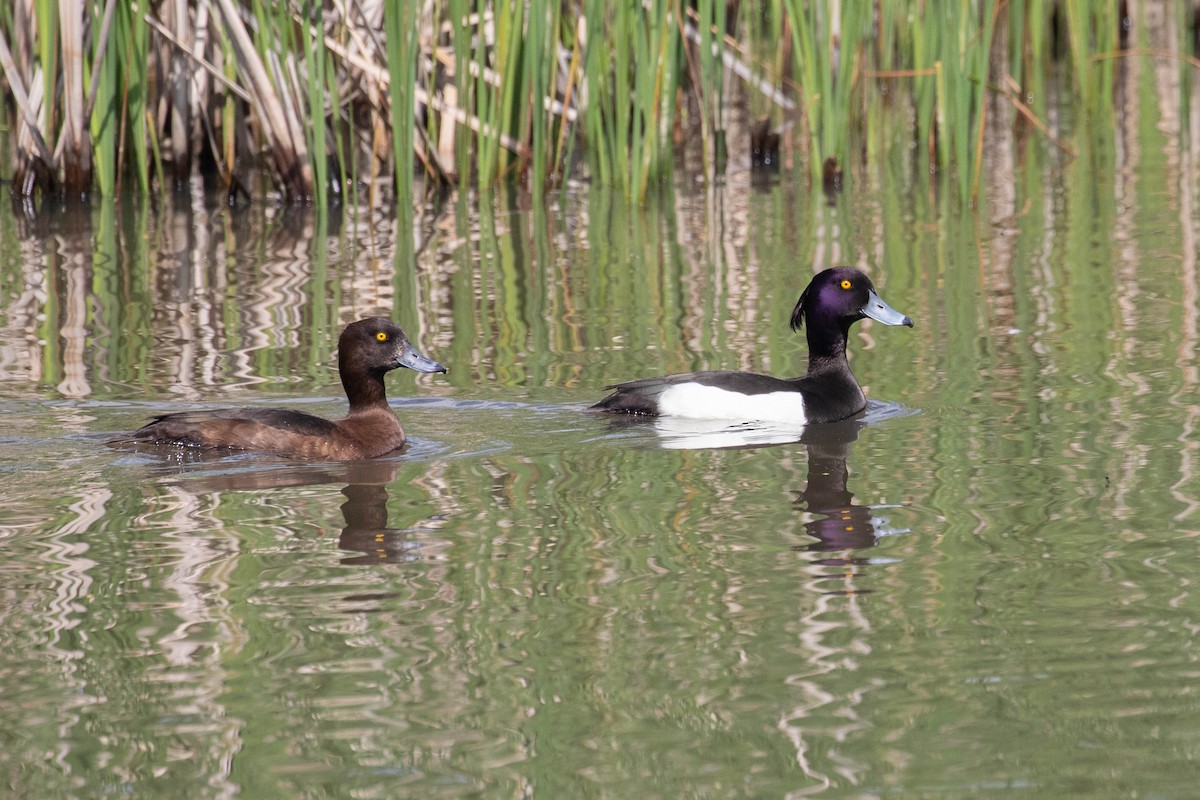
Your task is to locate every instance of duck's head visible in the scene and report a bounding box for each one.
[339,317,447,375]
[790,267,914,332]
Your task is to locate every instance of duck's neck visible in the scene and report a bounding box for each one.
[342,367,391,415]
[802,317,867,420]
[804,315,852,377]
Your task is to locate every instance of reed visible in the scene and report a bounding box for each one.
[0,2,1188,207]
[301,6,328,208]
[89,0,117,196]
[385,0,416,212]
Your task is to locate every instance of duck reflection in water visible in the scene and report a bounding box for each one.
[638,412,909,587]
[795,422,879,549]
[180,459,431,567]
[791,420,909,595]
[334,462,424,566]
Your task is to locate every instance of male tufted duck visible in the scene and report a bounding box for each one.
[591,267,912,424]
[109,318,446,460]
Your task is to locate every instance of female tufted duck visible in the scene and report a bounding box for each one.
[591,267,912,424]
[109,318,446,460]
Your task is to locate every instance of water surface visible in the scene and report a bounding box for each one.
[4,93,1200,797]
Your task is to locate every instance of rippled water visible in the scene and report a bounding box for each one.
[5,104,1200,795]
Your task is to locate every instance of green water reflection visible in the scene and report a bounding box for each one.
[4,98,1200,798]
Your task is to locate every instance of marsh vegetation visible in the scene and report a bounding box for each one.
[1,1,1183,207]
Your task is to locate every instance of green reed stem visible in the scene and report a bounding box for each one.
[523,0,556,192]
[494,0,523,182]
[324,40,346,201]
[119,0,149,193]
[384,0,416,212]
[628,1,652,195]
[301,2,326,207]
[219,23,237,193]
[90,0,116,195]
[145,107,164,197]
[34,0,58,138]
[612,0,633,186]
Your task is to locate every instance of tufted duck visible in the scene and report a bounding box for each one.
[109,318,446,460]
[591,267,912,424]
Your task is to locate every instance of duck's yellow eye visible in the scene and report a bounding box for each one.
[376,331,388,342]
[840,279,853,290]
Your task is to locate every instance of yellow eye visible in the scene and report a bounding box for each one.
[840,279,853,290]
[376,331,388,342]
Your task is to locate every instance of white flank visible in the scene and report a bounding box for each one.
[656,383,808,423]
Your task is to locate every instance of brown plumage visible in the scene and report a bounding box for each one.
[108,318,446,461]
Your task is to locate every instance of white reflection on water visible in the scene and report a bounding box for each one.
[652,416,809,449]
[649,399,916,451]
